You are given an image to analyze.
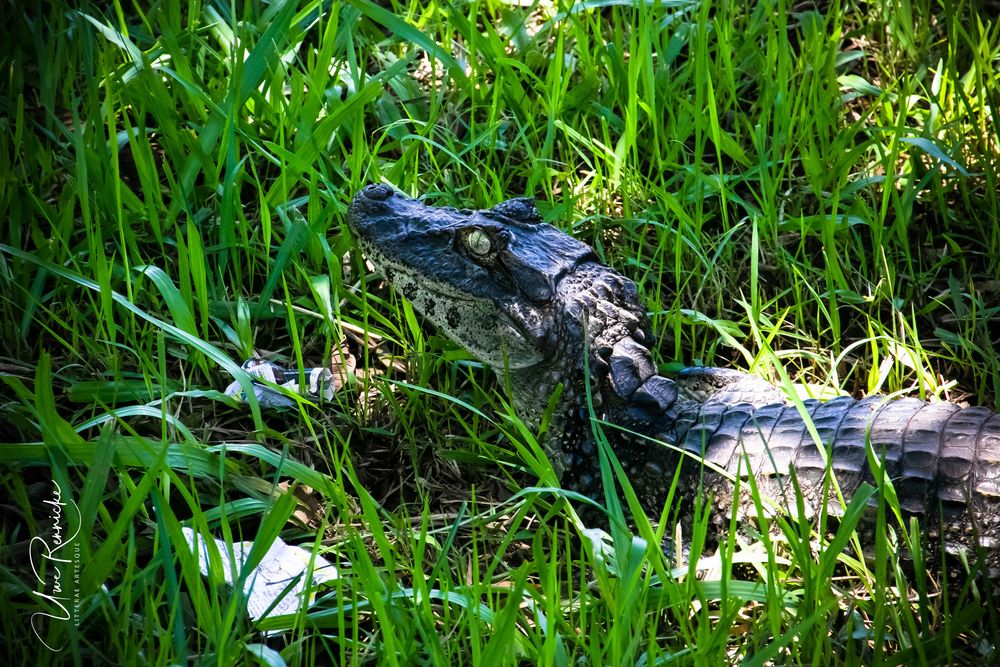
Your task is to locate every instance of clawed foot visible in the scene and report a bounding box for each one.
[224,357,336,408]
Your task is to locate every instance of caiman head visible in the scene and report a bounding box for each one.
[346,184,660,475]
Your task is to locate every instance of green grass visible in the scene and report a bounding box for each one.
[2,0,999,664]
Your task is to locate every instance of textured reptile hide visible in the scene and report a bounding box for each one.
[346,184,1000,576]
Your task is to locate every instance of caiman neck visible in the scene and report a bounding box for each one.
[504,262,662,479]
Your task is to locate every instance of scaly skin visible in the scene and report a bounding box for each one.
[346,184,1000,575]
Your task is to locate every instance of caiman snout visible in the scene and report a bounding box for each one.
[347,183,408,238]
[359,183,394,201]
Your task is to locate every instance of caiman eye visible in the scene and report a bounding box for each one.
[465,229,493,256]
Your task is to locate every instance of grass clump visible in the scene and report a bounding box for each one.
[1,0,998,664]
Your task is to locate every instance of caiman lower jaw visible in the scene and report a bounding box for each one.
[372,264,551,371]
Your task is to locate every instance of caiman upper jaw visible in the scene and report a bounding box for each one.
[346,184,598,294]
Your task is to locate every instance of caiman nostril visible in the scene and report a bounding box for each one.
[363,183,393,201]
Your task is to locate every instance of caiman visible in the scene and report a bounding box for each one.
[345,183,1000,576]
